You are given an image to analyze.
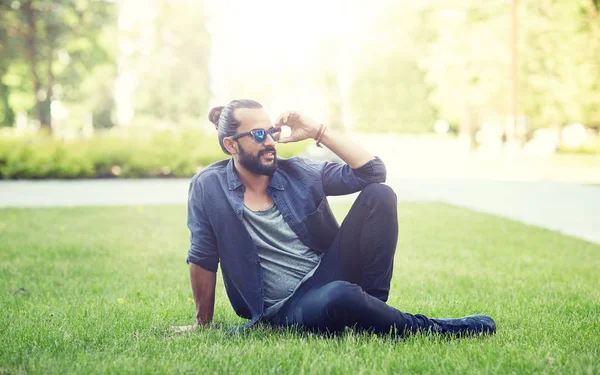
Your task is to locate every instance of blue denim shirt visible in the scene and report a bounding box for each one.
[186,156,387,332]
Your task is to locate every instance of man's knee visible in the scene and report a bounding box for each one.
[358,184,397,212]
[300,281,364,332]
[321,281,364,308]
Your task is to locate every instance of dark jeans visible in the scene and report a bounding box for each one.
[270,183,436,336]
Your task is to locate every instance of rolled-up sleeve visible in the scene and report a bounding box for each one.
[321,156,387,196]
[186,177,219,272]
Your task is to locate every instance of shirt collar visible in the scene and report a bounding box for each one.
[226,158,285,191]
[268,167,285,191]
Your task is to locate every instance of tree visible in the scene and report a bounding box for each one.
[346,2,439,133]
[0,3,17,127]
[350,54,438,133]
[419,1,511,130]
[519,0,600,128]
[419,0,600,133]
[3,0,116,130]
[125,0,211,126]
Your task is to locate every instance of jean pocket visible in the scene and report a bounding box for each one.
[303,198,338,251]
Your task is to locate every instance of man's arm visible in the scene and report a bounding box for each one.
[316,128,374,169]
[172,178,219,334]
[171,263,216,334]
[275,111,386,196]
[190,263,216,326]
[275,111,374,169]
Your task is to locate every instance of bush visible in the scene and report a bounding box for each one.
[0,140,94,179]
[0,128,309,179]
[558,145,599,155]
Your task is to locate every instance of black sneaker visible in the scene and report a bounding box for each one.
[429,314,496,336]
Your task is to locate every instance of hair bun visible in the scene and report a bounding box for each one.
[208,106,224,129]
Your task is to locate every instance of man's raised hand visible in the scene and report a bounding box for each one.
[274,111,320,144]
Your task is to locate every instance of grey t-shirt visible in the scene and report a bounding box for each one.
[242,204,322,318]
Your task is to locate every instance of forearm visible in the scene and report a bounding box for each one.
[193,291,214,326]
[274,111,375,169]
[318,128,374,169]
[189,263,216,326]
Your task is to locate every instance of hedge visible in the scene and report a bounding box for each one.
[0,128,309,179]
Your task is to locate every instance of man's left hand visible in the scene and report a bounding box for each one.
[274,111,320,143]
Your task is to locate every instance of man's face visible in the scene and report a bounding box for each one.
[232,108,277,176]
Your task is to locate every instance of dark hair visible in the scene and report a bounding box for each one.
[209,99,263,155]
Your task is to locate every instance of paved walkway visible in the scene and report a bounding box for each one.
[1,178,599,245]
[0,179,191,207]
[390,179,600,245]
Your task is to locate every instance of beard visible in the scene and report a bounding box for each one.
[237,143,277,176]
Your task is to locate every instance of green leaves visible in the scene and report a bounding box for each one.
[127,0,211,126]
[348,0,600,132]
[350,55,438,133]
[0,0,117,129]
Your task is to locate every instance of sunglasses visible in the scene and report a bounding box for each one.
[229,127,281,143]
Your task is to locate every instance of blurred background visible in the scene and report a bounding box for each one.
[0,0,599,181]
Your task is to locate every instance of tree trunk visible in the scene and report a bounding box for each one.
[22,1,47,130]
[0,79,15,127]
[45,29,56,130]
[44,4,58,130]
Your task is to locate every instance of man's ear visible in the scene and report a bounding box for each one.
[223,138,237,155]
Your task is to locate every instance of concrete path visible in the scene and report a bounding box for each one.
[390,179,600,245]
[0,179,426,207]
[0,179,191,207]
[1,178,599,245]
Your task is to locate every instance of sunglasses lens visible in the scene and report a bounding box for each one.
[253,130,266,142]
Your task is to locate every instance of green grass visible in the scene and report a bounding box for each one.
[1,203,599,374]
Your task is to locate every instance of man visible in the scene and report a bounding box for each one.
[176,99,496,337]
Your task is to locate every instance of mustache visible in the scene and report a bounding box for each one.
[258,147,276,157]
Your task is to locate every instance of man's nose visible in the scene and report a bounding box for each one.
[264,133,276,146]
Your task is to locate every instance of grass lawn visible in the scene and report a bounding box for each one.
[1,203,599,374]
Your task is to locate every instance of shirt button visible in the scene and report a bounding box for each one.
[238,193,243,197]
[236,209,241,214]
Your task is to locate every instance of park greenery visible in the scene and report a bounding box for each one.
[0,129,309,179]
[349,0,600,133]
[0,0,117,129]
[1,1,599,133]
[1,202,599,374]
[0,1,599,179]
[0,0,210,130]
